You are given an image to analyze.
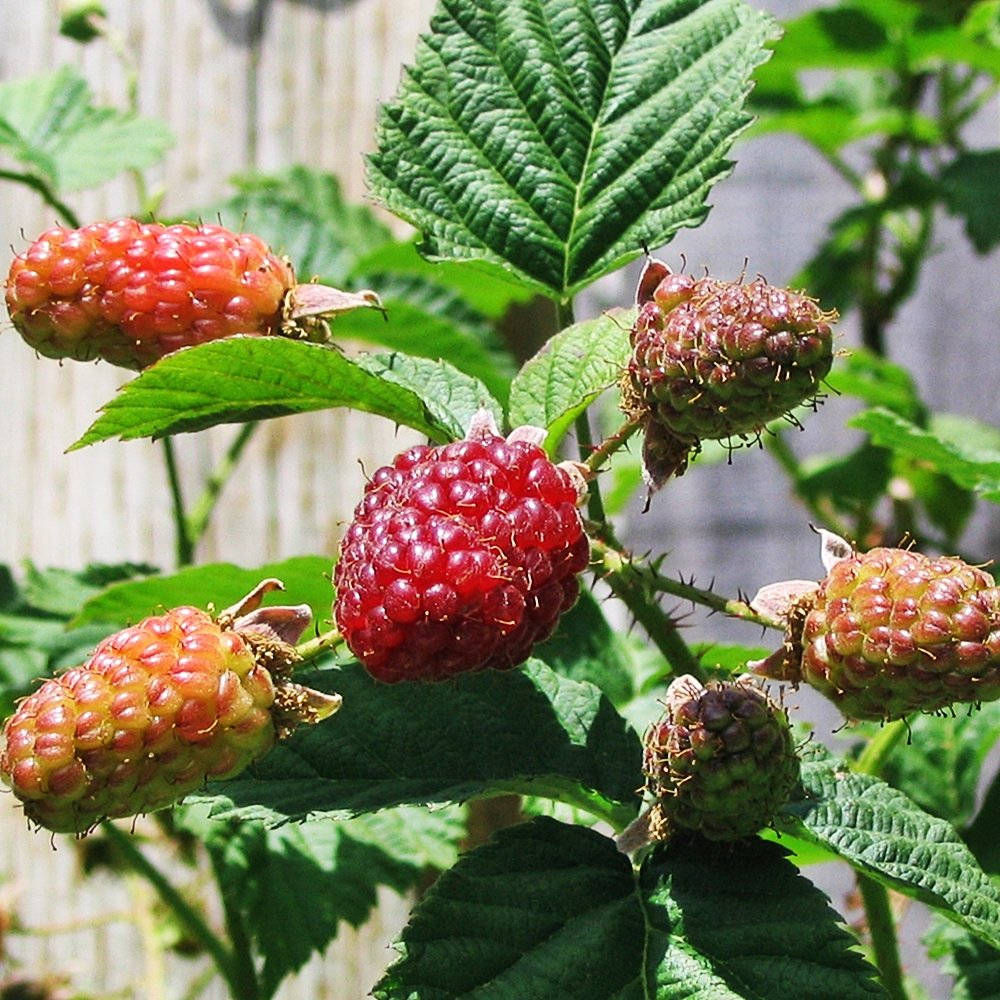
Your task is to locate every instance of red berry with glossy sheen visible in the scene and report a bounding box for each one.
[333,428,589,682]
[766,548,1000,721]
[0,592,339,835]
[5,219,296,369]
[623,259,835,486]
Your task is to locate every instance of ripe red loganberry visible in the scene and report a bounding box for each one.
[751,531,1000,721]
[5,218,381,370]
[333,412,590,682]
[623,257,836,488]
[0,581,341,834]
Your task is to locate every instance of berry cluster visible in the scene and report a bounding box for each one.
[0,586,339,833]
[754,542,1000,721]
[643,675,799,842]
[5,219,298,369]
[334,418,589,682]
[623,258,835,486]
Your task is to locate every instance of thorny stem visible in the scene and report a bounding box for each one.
[585,417,643,475]
[856,873,908,1000]
[295,626,344,662]
[589,528,784,631]
[600,556,705,681]
[100,822,248,999]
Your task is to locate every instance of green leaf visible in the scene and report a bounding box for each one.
[508,309,632,450]
[766,7,896,71]
[867,705,1000,829]
[0,66,171,192]
[369,0,779,298]
[196,659,642,830]
[353,351,503,441]
[70,556,334,631]
[532,589,635,706]
[177,803,463,995]
[941,150,1000,253]
[966,769,1000,875]
[10,561,155,618]
[374,817,885,999]
[334,274,516,401]
[70,338,450,448]
[899,456,975,546]
[748,101,940,155]
[925,915,1000,1000]
[351,240,535,319]
[694,642,774,675]
[849,408,1000,503]
[825,348,924,421]
[780,748,1000,949]
[907,22,1000,76]
[198,166,392,285]
[797,444,892,514]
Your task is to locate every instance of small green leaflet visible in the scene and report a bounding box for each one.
[0,66,172,192]
[70,557,334,630]
[369,0,778,298]
[508,309,633,451]
[849,408,1000,503]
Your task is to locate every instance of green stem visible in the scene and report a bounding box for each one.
[555,298,609,525]
[185,422,260,551]
[215,876,261,1000]
[490,779,636,833]
[590,528,783,631]
[574,409,607,524]
[295,626,344,663]
[856,873,908,1000]
[854,719,908,777]
[100,823,245,997]
[764,433,852,540]
[161,437,194,567]
[585,417,642,475]
[588,523,707,680]
[161,423,260,568]
[850,720,909,999]
[0,169,80,227]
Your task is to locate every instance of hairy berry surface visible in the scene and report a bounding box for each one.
[644,677,799,841]
[624,263,834,485]
[793,548,1000,720]
[5,219,295,369]
[333,432,589,682]
[1,607,277,833]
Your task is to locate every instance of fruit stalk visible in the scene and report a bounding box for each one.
[590,529,784,630]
